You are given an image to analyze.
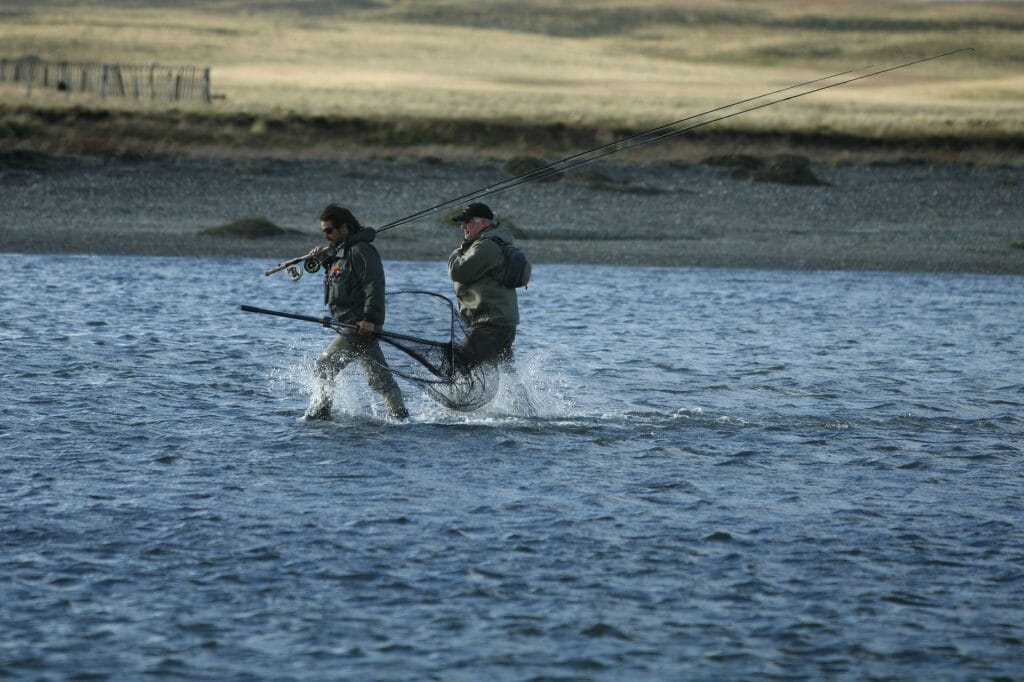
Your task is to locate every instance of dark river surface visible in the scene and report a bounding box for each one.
[2,254,1021,679]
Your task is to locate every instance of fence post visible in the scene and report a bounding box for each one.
[202,67,211,104]
[59,61,69,99]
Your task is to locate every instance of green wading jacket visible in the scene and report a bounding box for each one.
[323,227,386,326]
[448,223,520,328]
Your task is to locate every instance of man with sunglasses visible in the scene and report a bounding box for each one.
[305,203,409,421]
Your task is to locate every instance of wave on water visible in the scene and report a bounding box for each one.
[265,345,574,425]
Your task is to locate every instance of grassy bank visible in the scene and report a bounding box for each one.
[1,0,1021,161]
[1,102,1020,164]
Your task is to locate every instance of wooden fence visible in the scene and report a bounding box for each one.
[0,57,211,103]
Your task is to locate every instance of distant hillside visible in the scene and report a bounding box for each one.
[2,0,1020,158]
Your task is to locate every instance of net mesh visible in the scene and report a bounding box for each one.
[371,290,499,412]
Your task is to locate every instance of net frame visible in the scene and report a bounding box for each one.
[368,290,500,412]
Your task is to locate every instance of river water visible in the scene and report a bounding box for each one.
[1,253,1022,680]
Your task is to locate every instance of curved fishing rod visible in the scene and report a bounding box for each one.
[375,64,873,235]
[376,47,972,234]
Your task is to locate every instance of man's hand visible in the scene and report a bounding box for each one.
[356,320,376,335]
[309,245,329,259]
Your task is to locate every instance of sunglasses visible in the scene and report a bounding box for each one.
[322,226,337,234]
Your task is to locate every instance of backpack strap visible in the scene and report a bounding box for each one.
[482,236,509,275]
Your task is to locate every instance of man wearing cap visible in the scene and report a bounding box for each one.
[305,203,409,421]
[447,202,522,370]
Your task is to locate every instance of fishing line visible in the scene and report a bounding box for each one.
[375,64,872,235]
[375,47,973,234]
[475,47,976,199]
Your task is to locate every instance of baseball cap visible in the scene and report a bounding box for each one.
[451,202,494,223]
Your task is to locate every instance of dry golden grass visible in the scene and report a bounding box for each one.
[1,0,1022,148]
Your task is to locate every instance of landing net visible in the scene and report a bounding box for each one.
[373,290,499,412]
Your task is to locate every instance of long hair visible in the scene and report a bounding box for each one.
[319,204,362,232]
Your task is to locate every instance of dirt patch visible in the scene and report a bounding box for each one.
[566,170,667,194]
[502,156,563,182]
[702,153,828,185]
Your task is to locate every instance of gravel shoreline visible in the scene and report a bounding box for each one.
[2,153,1022,274]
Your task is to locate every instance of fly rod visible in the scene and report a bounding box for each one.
[376,47,973,234]
[374,63,874,234]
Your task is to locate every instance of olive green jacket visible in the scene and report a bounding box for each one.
[447,223,520,328]
[323,227,386,326]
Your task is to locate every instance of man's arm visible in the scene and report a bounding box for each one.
[448,239,503,284]
[356,247,387,327]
